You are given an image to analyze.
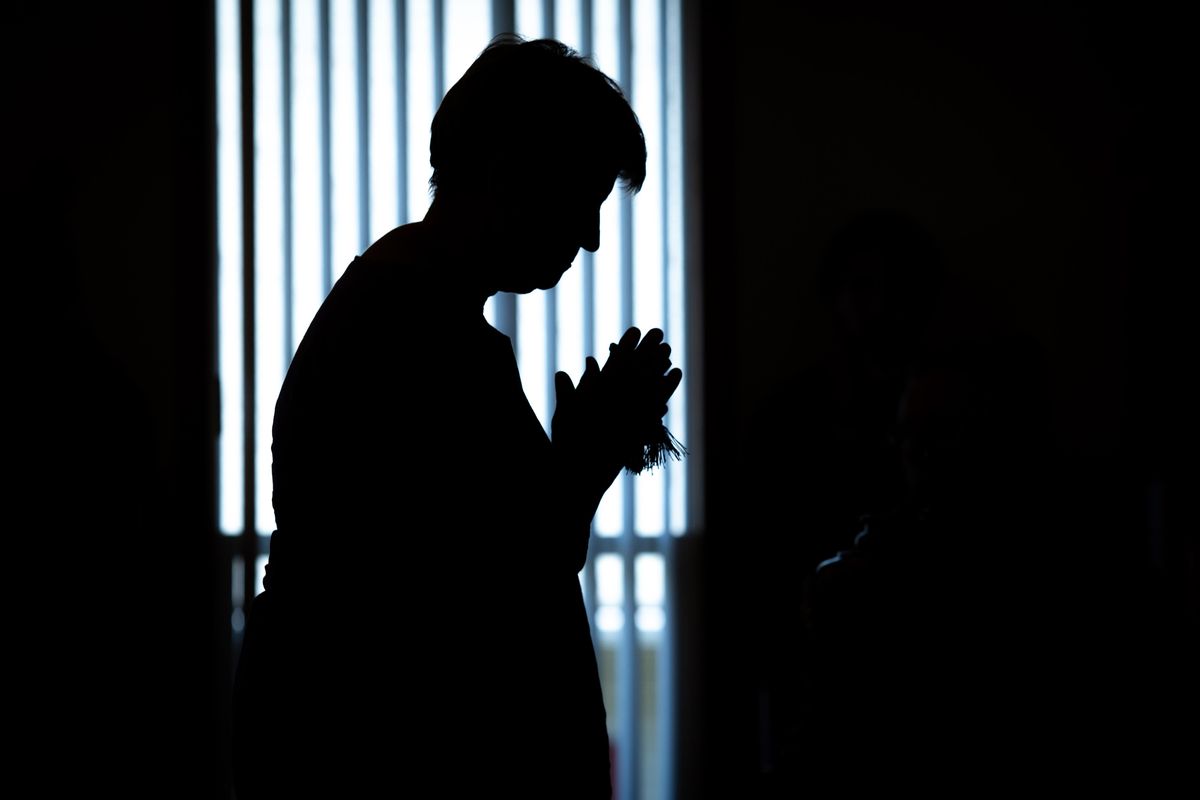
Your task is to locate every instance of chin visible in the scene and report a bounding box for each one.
[500,259,571,293]
[533,265,570,291]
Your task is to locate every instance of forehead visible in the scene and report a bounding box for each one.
[516,156,617,204]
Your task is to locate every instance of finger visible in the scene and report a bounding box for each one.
[638,328,665,350]
[619,326,642,350]
[660,367,683,401]
[633,330,671,375]
[646,343,672,375]
[604,326,644,374]
[579,356,601,391]
[554,370,575,401]
[631,353,671,384]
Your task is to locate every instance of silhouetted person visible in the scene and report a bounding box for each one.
[752,209,945,571]
[804,333,1066,778]
[232,37,681,798]
[741,210,944,785]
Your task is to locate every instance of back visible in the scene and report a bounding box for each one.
[234,248,611,797]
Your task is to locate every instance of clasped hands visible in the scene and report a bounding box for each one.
[552,327,683,492]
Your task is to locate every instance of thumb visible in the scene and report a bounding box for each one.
[579,356,601,392]
[554,370,575,403]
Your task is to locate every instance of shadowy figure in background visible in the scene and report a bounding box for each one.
[232,37,681,798]
[741,210,945,780]
[801,318,1197,784]
[789,289,1197,787]
[790,210,945,559]
[804,333,1057,773]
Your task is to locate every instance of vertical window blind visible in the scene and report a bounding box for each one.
[216,1,688,797]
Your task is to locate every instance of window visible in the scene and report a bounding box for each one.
[217,1,691,797]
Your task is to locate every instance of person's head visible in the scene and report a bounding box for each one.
[428,35,646,292]
[818,209,944,372]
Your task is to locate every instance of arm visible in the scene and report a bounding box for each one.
[550,327,683,570]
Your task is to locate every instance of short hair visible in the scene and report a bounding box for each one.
[429,35,646,197]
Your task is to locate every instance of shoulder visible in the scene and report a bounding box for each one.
[360,222,430,273]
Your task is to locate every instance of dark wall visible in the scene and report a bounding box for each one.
[9,1,1195,796]
[694,0,1196,795]
[11,3,220,796]
[713,0,1195,465]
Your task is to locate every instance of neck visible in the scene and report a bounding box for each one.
[422,195,498,308]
